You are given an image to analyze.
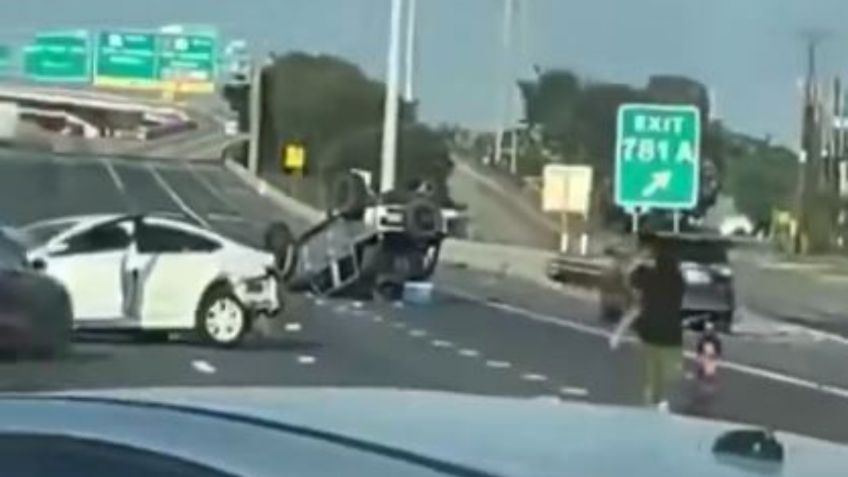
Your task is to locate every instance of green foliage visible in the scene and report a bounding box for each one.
[317,124,454,204]
[519,70,720,220]
[722,137,798,224]
[257,52,448,194]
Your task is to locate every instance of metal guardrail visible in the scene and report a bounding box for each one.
[546,255,609,288]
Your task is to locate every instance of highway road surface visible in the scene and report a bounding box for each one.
[0,147,847,447]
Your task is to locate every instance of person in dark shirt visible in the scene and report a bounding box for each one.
[610,236,685,410]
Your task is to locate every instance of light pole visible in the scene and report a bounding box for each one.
[493,0,516,172]
[403,0,417,102]
[379,0,405,194]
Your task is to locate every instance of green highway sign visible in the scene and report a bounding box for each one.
[159,33,217,83]
[0,45,11,73]
[94,30,158,87]
[614,103,701,210]
[23,30,91,82]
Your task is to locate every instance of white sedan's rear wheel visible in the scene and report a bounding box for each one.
[196,286,249,347]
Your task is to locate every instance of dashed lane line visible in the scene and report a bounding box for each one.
[147,164,210,228]
[458,349,480,358]
[521,373,548,382]
[101,158,127,195]
[297,355,317,365]
[444,287,848,401]
[431,340,454,348]
[560,386,589,397]
[191,360,216,374]
[485,360,512,369]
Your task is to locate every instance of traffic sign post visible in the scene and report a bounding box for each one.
[614,103,701,232]
[94,30,158,89]
[24,30,91,82]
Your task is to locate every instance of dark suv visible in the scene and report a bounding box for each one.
[598,234,736,333]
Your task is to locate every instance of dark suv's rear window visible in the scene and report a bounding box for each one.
[675,241,729,264]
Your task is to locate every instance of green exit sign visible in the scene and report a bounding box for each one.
[159,34,217,82]
[94,30,158,88]
[614,103,701,210]
[24,30,91,82]
[0,45,11,73]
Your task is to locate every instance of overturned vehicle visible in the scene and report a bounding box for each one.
[265,172,447,301]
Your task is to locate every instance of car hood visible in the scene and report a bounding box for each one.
[40,387,848,476]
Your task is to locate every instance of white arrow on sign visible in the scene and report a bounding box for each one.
[642,170,672,198]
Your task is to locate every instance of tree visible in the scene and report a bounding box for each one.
[317,124,454,205]
[519,68,724,224]
[723,136,797,225]
[256,52,450,196]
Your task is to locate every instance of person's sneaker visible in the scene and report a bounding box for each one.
[656,400,671,413]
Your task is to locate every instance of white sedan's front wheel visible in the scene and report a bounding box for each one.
[196,286,249,347]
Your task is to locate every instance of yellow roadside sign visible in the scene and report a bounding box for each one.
[282,143,306,172]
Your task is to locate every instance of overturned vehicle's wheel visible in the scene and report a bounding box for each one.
[264,221,297,279]
[329,172,369,220]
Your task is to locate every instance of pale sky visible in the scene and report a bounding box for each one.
[1,0,847,144]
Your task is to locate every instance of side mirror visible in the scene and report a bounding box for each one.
[45,241,68,256]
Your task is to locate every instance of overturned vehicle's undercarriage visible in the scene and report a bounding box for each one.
[265,172,446,301]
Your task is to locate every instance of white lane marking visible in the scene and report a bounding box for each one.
[373,315,384,323]
[284,322,302,333]
[485,360,512,369]
[409,329,428,338]
[186,162,238,208]
[431,340,454,348]
[392,322,407,330]
[522,373,548,382]
[191,360,216,374]
[101,158,126,194]
[445,289,610,339]
[148,165,210,228]
[333,305,349,314]
[297,355,316,365]
[458,348,480,358]
[559,386,589,397]
[314,299,326,306]
[445,288,848,400]
[393,301,404,308]
[352,301,364,309]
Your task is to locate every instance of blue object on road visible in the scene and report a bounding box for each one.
[403,281,433,305]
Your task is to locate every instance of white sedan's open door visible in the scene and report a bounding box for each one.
[40,219,134,322]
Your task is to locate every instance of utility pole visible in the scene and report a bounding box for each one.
[403,0,417,103]
[247,57,263,174]
[796,33,826,253]
[380,0,404,193]
[493,0,516,171]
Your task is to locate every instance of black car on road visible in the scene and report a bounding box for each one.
[598,233,736,333]
[0,227,72,357]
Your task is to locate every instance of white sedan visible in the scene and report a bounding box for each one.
[20,213,281,347]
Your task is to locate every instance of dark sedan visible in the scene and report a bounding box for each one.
[599,233,736,333]
[0,227,72,357]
